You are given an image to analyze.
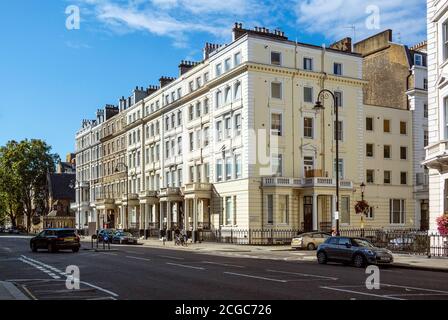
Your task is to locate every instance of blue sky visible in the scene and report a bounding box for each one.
[0,0,426,158]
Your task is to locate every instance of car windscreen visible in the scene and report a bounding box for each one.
[55,230,76,237]
[352,238,374,248]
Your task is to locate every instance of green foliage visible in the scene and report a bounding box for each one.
[0,139,59,231]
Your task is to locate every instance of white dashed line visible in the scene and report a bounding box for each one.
[266,269,339,281]
[166,262,205,270]
[159,255,185,260]
[224,272,288,283]
[202,261,245,268]
[126,256,151,262]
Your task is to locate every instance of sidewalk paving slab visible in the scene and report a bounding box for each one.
[0,281,30,300]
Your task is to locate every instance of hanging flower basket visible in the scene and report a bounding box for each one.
[436,215,448,236]
[355,200,370,217]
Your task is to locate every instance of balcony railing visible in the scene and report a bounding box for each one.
[262,177,353,189]
[184,183,212,193]
[262,177,303,187]
[159,187,181,197]
[139,190,158,198]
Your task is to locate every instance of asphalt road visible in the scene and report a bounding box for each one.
[1,235,448,300]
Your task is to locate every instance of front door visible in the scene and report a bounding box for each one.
[420,200,429,231]
[303,196,313,232]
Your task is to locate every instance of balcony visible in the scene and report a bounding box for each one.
[262,177,303,188]
[184,183,212,193]
[303,178,353,189]
[262,177,353,190]
[424,140,448,173]
[159,187,181,198]
[139,190,158,198]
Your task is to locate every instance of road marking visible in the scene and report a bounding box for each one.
[159,255,185,260]
[126,256,151,262]
[320,286,405,300]
[81,281,119,297]
[21,285,38,300]
[99,252,118,256]
[21,256,65,276]
[224,272,288,283]
[380,284,448,294]
[166,262,205,270]
[266,269,338,281]
[2,247,12,252]
[125,251,145,255]
[19,258,61,280]
[7,279,119,299]
[202,261,245,268]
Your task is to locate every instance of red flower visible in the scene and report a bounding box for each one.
[437,215,448,236]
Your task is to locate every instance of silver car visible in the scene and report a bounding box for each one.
[291,232,331,250]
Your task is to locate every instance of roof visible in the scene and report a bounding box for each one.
[47,173,76,201]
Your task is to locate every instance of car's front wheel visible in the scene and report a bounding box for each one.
[353,254,366,268]
[307,243,316,251]
[317,251,327,264]
[72,247,79,253]
[31,243,37,253]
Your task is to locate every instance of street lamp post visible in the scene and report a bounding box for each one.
[115,163,129,230]
[314,89,340,236]
[360,182,366,237]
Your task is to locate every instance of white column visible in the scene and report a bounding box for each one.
[167,201,172,230]
[312,194,318,231]
[193,197,198,242]
[184,199,189,231]
[145,204,150,230]
[159,203,164,230]
[138,204,146,230]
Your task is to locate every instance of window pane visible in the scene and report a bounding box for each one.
[267,195,274,224]
[366,117,373,131]
[271,52,281,65]
[304,118,313,138]
[304,87,313,103]
[271,82,282,99]
[271,113,282,136]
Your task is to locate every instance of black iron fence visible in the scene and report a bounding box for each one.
[199,229,301,245]
[197,227,448,257]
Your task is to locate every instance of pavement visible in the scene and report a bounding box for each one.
[2,235,448,300]
[81,236,448,273]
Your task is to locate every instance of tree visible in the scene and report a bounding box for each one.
[0,140,59,232]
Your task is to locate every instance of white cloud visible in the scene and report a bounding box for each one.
[295,0,426,45]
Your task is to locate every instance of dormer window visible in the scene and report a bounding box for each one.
[414,54,423,66]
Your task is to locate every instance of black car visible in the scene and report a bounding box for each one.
[317,236,394,268]
[30,229,81,253]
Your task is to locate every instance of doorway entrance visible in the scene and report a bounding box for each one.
[303,196,313,232]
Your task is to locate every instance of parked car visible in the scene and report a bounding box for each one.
[317,237,394,268]
[291,232,331,250]
[30,228,81,253]
[96,229,117,243]
[112,231,138,245]
[8,227,20,234]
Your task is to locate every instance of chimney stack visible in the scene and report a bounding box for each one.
[179,60,199,76]
[159,76,176,88]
